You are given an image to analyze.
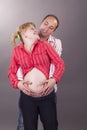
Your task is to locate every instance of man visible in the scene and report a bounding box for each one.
[17,14,63,130]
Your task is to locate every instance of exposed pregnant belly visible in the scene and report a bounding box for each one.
[24,67,47,95]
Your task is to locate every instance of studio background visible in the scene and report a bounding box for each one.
[0,0,87,130]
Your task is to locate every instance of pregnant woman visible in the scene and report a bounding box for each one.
[8,22,65,130]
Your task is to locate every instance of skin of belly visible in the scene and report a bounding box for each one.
[24,67,47,95]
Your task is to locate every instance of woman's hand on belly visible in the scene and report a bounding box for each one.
[23,68,47,97]
[18,80,35,96]
[17,80,43,96]
[39,78,56,96]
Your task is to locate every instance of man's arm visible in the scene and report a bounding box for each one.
[49,38,62,77]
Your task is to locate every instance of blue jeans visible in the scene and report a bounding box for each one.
[17,108,24,130]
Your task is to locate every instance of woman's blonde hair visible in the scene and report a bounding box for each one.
[11,22,36,46]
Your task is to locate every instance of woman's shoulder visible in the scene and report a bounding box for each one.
[14,43,23,50]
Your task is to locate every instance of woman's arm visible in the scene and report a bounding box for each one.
[8,48,20,88]
[45,42,65,83]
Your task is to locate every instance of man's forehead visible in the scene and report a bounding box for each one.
[45,16,56,21]
[44,17,57,26]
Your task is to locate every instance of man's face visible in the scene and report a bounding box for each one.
[39,16,58,37]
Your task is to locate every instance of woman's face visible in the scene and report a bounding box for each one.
[21,25,40,41]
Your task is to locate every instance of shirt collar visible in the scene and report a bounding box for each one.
[48,35,54,43]
[19,41,39,49]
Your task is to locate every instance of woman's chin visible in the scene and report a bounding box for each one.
[35,34,40,39]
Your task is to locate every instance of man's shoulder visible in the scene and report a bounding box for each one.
[48,35,61,44]
[48,35,62,48]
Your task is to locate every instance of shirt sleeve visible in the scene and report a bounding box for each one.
[8,48,19,88]
[55,39,62,56]
[49,39,62,77]
[45,42,65,82]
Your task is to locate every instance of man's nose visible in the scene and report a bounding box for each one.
[44,26,49,31]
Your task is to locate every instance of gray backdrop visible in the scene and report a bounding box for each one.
[0,0,87,130]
